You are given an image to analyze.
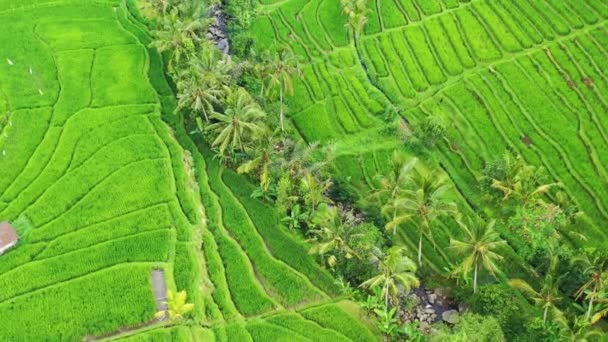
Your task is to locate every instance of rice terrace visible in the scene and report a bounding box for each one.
[0,0,607,341]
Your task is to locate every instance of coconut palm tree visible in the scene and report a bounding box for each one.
[139,0,173,19]
[207,87,267,155]
[490,153,561,210]
[154,290,194,322]
[277,139,327,179]
[308,204,361,268]
[151,10,205,70]
[175,47,233,123]
[371,153,417,204]
[360,246,420,307]
[237,132,278,192]
[449,218,507,293]
[572,251,608,322]
[509,257,565,325]
[340,0,370,41]
[557,315,602,342]
[383,171,457,265]
[263,48,301,132]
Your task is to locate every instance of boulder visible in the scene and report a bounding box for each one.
[442,310,459,324]
[217,39,229,54]
[428,293,437,304]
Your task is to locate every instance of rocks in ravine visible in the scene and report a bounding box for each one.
[207,5,229,54]
[397,286,461,328]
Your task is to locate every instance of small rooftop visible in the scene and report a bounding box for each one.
[0,221,18,255]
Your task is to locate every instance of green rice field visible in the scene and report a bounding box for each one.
[1,0,607,340]
[0,1,378,340]
[251,0,608,271]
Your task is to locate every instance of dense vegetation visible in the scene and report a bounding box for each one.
[1,0,607,340]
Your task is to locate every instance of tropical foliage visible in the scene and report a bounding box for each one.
[450,218,506,293]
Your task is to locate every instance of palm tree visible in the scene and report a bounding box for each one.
[340,0,370,41]
[383,170,457,265]
[175,47,233,123]
[308,204,361,268]
[139,0,172,20]
[573,251,608,322]
[277,139,327,179]
[154,290,194,322]
[299,172,332,217]
[263,48,301,132]
[207,87,267,155]
[490,153,561,210]
[151,10,205,70]
[557,315,602,342]
[371,153,417,204]
[509,257,565,325]
[360,246,420,307]
[449,218,507,293]
[237,132,277,192]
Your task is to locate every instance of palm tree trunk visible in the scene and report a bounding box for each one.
[474,262,478,293]
[418,230,423,265]
[586,296,594,322]
[543,306,548,325]
[385,289,389,310]
[279,86,285,132]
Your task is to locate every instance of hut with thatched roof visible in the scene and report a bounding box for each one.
[0,221,18,255]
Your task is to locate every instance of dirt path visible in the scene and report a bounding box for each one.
[151,269,168,314]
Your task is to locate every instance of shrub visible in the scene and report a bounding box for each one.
[430,313,505,342]
[463,284,533,340]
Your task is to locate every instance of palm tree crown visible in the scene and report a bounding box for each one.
[360,246,420,307]
[207,87,267,155]
[573,251,608,323]
[340,0,370,39]
[382,166,457,265]
[308,204,362,268]
[175,45,235,123]
[449,218,507,293]
[151,10,205,70]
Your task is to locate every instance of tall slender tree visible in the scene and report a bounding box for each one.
[449,218,507,293]
[509,257,565,325]
[371,153,417,204]
[573,251,608,322]
[237,133,277,192]
[263,48,301,132]
[360,246,420,308]
[382,170,457,265]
